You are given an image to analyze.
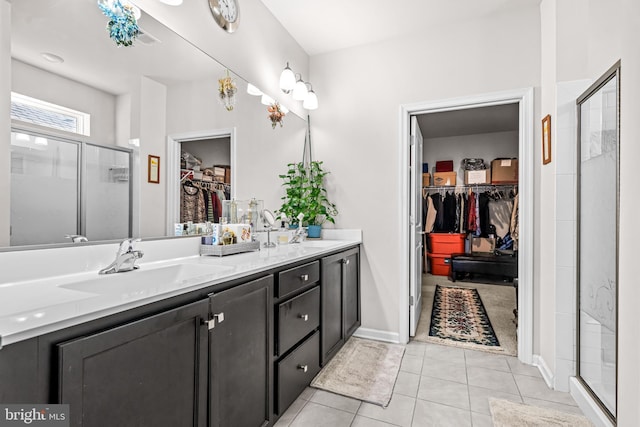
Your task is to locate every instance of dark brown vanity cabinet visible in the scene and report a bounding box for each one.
[274,261,321,415]
[209,275,273,427]
[321,247,361,365]
[57,299,210,427]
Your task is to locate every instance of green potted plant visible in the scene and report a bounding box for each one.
[276,161,337,238]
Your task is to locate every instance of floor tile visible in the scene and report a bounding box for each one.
[417,376,470,410]
[468,385,522,416]
[300,387,317,400]
[351,415,402,427]
[394,371,421,398]
[406,341,428,357]
[522,397,586,415]
[424,343,466,364]
[289,402,355,427]
[506,357,542,377]
[513,374,578,406]
[464,350,511,373]
[412,400,472,427]
[358,393,416,427]
[401,354,424,375]
[274,395,307,426]
[466,366,519,395]
[422,357,467,384]
[310,390,361,413]
[470,412,493,427]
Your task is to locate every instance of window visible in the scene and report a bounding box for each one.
[10,92,91,136]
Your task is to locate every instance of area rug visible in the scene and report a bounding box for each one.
[490,398,594,426]
[310,337,405,407]
[428,285,500,348]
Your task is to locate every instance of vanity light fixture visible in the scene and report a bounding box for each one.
[158,0,183,5]
[279,62,296,94]
[292,74,308,101]
[261,94,275,106]
[247,83,263,96]
[302,83,318,110]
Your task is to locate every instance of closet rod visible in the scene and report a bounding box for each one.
[422,183,517,190]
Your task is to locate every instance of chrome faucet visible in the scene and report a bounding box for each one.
[289,213,307,244]
[99,238,144,275]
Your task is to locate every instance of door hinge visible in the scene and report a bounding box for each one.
[410,296,414,306]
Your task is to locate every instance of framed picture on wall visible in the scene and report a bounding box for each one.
[542,114,552,165]
[148,155,160,184]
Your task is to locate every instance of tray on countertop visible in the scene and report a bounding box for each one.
[200,241,260,257]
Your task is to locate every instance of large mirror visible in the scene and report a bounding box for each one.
[2,0,306,249]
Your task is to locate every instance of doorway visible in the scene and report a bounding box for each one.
[165,128,236,234]
[400,88,534,364]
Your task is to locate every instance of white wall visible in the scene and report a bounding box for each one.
[309,5,541,339]
[11,60,117,146]
[181,138,231,169]
[423,130,518,184]
[0,1,10,246]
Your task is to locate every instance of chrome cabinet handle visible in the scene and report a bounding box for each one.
[300,274,309,281]
[299,314,309,321]
[203,312,225,330]
[297,364,308,373]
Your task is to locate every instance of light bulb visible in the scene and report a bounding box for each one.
[303,89,318,110]
[247,83,262,96]
[292,77,307,101]
[279,63,296,94]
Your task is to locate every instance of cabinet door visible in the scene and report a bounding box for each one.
[58,299,209,427]
[343,248,361,339]
[209,275,273,427]
[320,252,344,365]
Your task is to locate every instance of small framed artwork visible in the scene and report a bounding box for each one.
[148,155,160,184]
[542,114,552,165]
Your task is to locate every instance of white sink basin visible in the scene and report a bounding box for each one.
[60,263,232,296]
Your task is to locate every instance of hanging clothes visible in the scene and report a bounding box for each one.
[488,198,514,239]
[431,193,444,232]
[478,192,490,237]
[510,193,519,250]
[425,196,437,233]
[467,191,477,233]
[442,192,457,232]
[180,183,206,223]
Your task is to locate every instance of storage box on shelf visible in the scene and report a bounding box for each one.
[433,172,457,186]
[422,173,431,186]
[491,158,518,184]
[464,169,490,185]
[426,233,466,277]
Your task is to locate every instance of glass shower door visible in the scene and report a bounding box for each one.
[10,132,79,246]
[577,63,619,421]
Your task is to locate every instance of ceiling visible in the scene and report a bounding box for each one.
[416,104,520,139]
[261,0,541,56]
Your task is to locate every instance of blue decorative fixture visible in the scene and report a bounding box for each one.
[97,0,140,47]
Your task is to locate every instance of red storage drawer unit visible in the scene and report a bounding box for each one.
[428,233,466,255]
[427,253,452,276]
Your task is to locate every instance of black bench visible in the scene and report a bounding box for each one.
[449,251,517,282]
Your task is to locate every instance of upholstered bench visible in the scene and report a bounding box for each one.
[449,251,517,282]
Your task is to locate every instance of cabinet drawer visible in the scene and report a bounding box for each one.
[278,286,320,355]
[276,331,320,415]
[277,261,320,298]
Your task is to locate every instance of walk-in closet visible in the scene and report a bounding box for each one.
[412,103,520,356]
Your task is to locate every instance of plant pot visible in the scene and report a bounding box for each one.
[307,225,322,239]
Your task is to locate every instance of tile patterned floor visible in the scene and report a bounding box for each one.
[274,341,587,427]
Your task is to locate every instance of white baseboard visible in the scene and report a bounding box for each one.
[352,327,402,344]
[533,354,554,388]
[569,377,614,427]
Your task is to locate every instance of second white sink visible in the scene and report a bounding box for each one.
[60,263,232,296]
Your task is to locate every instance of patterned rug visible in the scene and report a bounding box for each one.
[429,285,500,347]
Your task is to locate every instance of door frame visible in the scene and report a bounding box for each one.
[398,88,534,363]
[165,128,236,235]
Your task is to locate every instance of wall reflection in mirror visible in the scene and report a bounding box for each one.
[4,0,306,249]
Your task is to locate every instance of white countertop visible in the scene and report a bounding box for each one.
[0,232,361,349]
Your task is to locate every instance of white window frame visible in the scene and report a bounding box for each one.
[10,92,91,136]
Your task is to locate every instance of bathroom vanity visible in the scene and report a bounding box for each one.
[0,235,361,426]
